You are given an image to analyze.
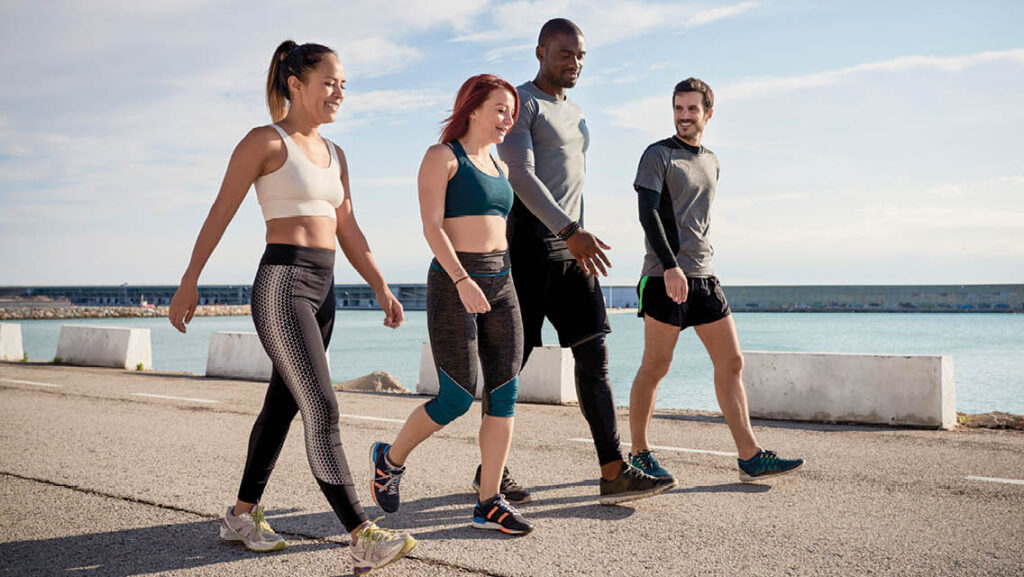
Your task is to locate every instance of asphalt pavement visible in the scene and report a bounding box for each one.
[1,362,1022,576]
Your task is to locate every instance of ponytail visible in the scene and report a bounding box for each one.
[265,40,337,122]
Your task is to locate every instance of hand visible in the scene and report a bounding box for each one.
[565,228,612,276]
[375,288,405,329]
[664,267,688,304]
[455,278,491,314]
[168,282,199,333]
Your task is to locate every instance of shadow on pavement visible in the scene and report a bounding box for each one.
[0,517,335,576]
[654,412,899,433]
[673,482,771,494]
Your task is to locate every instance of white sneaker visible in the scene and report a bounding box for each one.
[219,504,286,552]
[350,518,416,575]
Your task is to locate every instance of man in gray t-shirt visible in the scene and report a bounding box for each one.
[628,78,805,484]
[493,18,673,506]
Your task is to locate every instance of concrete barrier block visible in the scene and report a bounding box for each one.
[0,323,24,361]
[417,342,577,404]
[56,325,152,370]
[205,331,329,382]
[742,351,956,429]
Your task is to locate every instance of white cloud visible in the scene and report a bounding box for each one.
[718,48,1024,101]
[451,0,763,48]
[605,47,1024,139]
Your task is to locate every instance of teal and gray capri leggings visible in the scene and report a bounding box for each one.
[425,250,523,424]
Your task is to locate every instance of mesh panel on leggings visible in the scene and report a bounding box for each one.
[251,264,349,485]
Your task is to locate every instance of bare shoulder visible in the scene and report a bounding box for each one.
[425,142,457,162]
[236,125,284,157]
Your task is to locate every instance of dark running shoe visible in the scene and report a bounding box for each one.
[370,442,405,513]
[471,464,532,504]
[599,462,676,506]
[738,449,804,483]
[472,494,534,535]
[630,450,675,481]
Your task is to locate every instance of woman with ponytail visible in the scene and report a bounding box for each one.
[168,40,415,575]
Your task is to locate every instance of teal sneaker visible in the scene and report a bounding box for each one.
[738,450,804,482]
[630,450,674,481]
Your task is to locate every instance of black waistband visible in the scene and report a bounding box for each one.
[430,250,510,276]
[260,244,335,269]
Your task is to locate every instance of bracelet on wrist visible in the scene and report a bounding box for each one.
[558,221,581,241]
[454,275,470,286]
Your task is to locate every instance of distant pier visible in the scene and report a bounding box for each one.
[1,283,1021,314]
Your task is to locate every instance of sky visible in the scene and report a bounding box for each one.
[1,0,1022,287]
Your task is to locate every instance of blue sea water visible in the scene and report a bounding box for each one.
[14,312,1024,414]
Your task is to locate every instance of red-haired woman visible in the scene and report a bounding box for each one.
[167,40,415,574]
[368,75,533,535]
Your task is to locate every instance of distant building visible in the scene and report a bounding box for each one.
[1,284,1021,313]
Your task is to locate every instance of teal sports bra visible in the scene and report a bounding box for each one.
[443,140,514,219]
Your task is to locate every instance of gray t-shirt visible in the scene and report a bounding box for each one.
[497,81,590,259]
[634,136,719,277]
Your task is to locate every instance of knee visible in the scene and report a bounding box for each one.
[572,335,609,377]
[484,377,518,418]
[716,352,744,377]
[640,354,673,382]
[424,369,474,425]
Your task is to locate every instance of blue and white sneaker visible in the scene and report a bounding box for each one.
[738,449,804,482]
[370,442,405,513]
[630,450,675,481]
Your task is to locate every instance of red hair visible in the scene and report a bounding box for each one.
[440,74,519,144]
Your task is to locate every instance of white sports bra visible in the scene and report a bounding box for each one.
[254,124,344,221]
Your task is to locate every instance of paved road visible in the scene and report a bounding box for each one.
[1,363,1022,576]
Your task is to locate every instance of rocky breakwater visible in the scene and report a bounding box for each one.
[0,305,251,321]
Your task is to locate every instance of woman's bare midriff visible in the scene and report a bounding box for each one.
[443,215,508,253]
[265,215,337,250]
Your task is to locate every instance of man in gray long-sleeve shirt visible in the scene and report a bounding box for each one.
[493,18,673,505]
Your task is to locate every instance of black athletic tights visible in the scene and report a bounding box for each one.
[237,244,367,532]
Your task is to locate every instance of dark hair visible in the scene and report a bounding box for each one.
[538,18,583,46]
[439,74,519,144]
[266,40,336,122]
[673,77,714,110]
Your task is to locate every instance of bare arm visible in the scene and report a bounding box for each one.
[334,146,404,328]
[168,128,270,332]
[419,144,490,314]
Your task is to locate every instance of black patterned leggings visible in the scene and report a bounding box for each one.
[237,244,367,532]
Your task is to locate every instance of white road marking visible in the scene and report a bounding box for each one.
[966,475,1024,486]
[131,392,219,404]
[568,437,737,457]
[340,413,406,424]
[0,378,63,388]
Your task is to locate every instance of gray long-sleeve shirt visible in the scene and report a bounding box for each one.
[497,81,590,259]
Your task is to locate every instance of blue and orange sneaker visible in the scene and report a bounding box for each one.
[370,442,405,513]
[472,494,534,535]
[738,449,804,482]
[630,450,675,481]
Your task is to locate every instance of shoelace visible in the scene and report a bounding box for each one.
[358,518,398,549]
[381,469,404,495]
[635,452,657,470]
[248,505,276,536]
[623,464,651,481]
[489,495,521,519]
[500,468,521,491]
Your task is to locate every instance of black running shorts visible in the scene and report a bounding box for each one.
[511,250,611,349]
[637,275,731,331]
